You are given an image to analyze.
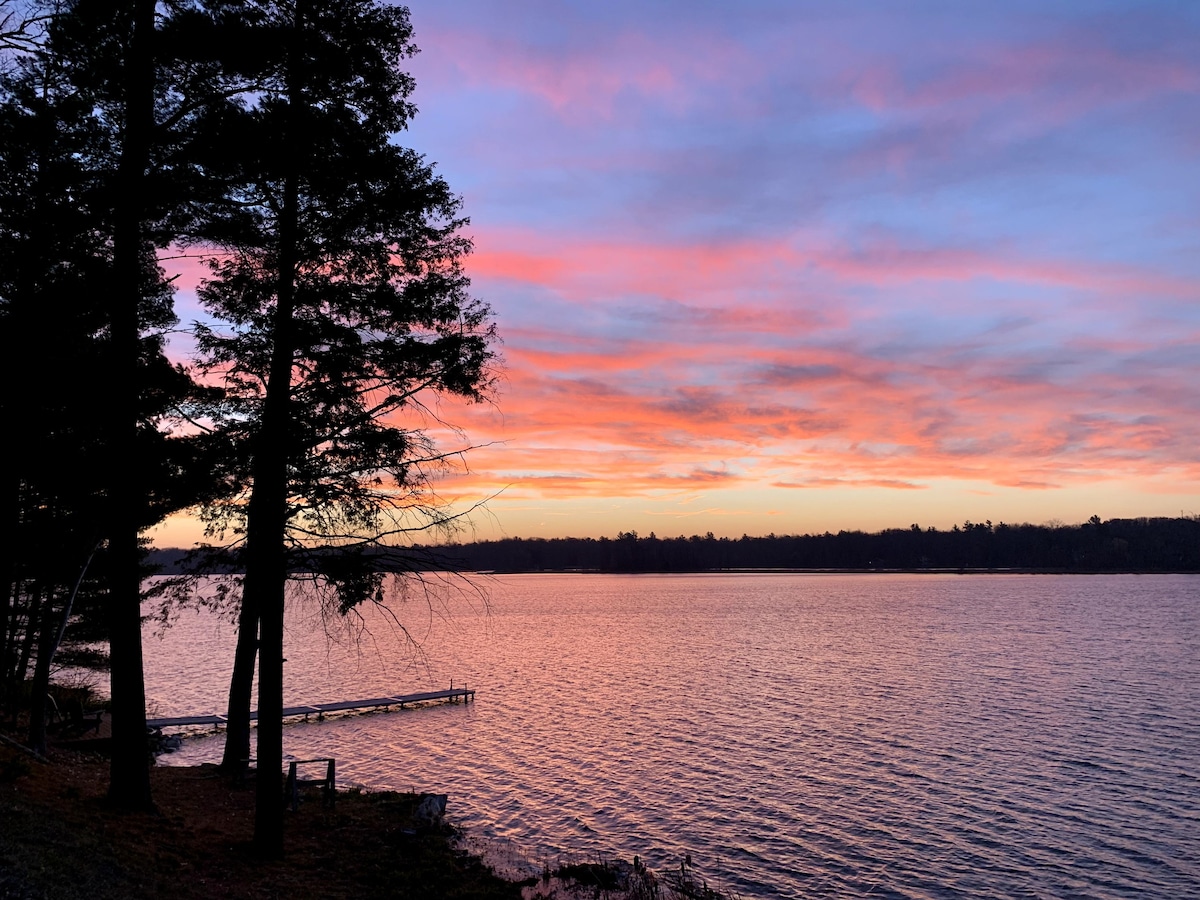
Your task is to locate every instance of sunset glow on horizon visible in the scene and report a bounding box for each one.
[155,0,1200,547]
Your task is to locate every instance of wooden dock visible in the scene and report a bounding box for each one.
[146,687,475,730]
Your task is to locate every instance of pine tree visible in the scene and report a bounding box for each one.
[1,0,242,798]
[189,0,496,854]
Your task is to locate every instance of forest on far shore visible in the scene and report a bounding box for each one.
[150,515,1200,575]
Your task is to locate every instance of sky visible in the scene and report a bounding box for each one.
[155,0,1200,546]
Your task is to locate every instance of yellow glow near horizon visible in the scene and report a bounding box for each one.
[149,474,1200,548]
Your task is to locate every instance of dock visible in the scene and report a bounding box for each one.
[146,686,475,730]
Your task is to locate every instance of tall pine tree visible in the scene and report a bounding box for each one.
[189,0,496,854]
[2,0,246,799]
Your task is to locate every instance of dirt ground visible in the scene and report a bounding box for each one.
[0,744,522,900]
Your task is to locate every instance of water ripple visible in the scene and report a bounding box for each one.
[148,573,1200,899]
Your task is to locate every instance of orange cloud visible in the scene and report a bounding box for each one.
[469,226,1200,308]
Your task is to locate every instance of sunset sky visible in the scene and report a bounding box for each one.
[156,0,1200,546]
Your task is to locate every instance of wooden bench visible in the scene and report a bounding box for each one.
[284,758,336,810]
[47,696,103,737]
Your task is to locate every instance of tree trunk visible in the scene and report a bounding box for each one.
[1,576,22,696]
[14,584,43,688]
[1,582,35,729]
[28,542,100,756]
[251,8,302,847]
[220,595,258,771]
[106,0,155,811]
[0,477,15,706]
[248,484,288,856]
[250,157,298,854]
[26,594,59,756]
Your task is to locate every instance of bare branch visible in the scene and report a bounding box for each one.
[0,2,49,56]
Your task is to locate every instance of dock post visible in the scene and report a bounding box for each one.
[285,761,298,810]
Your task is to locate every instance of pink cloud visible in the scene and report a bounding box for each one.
[773,478,926,490]
[428,293,1200,496]
[416,25,754,121]
[469,226,1200,306]
[843,30,1200,121]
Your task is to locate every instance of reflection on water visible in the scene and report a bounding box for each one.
[146,573,1200,899]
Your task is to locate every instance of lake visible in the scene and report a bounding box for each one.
[145,573,1200,898]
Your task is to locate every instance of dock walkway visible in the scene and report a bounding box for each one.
[147,687,475,730]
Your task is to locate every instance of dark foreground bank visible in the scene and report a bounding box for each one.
[0,745,729,900]
[0,744,521,900]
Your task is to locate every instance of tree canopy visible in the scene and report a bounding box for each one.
[177,0,496,852]
[1,0,497,847]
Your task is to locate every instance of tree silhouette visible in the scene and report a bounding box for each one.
[426,517,1200,574]
[188,0,496,855]
[2,1,495,835]
[0,2,168,784]
[0,1,47,56]
[1,0,241,799]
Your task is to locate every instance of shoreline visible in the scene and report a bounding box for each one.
[0,745,523,899]
[0,745,715,900]
[459,567,1200,575]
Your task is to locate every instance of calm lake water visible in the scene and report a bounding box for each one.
[145,573,1200,898]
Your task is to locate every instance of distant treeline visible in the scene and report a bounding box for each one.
[150,515,1200,575]
[429,516,1200,573]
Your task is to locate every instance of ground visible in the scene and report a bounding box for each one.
[0,744,522,900]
